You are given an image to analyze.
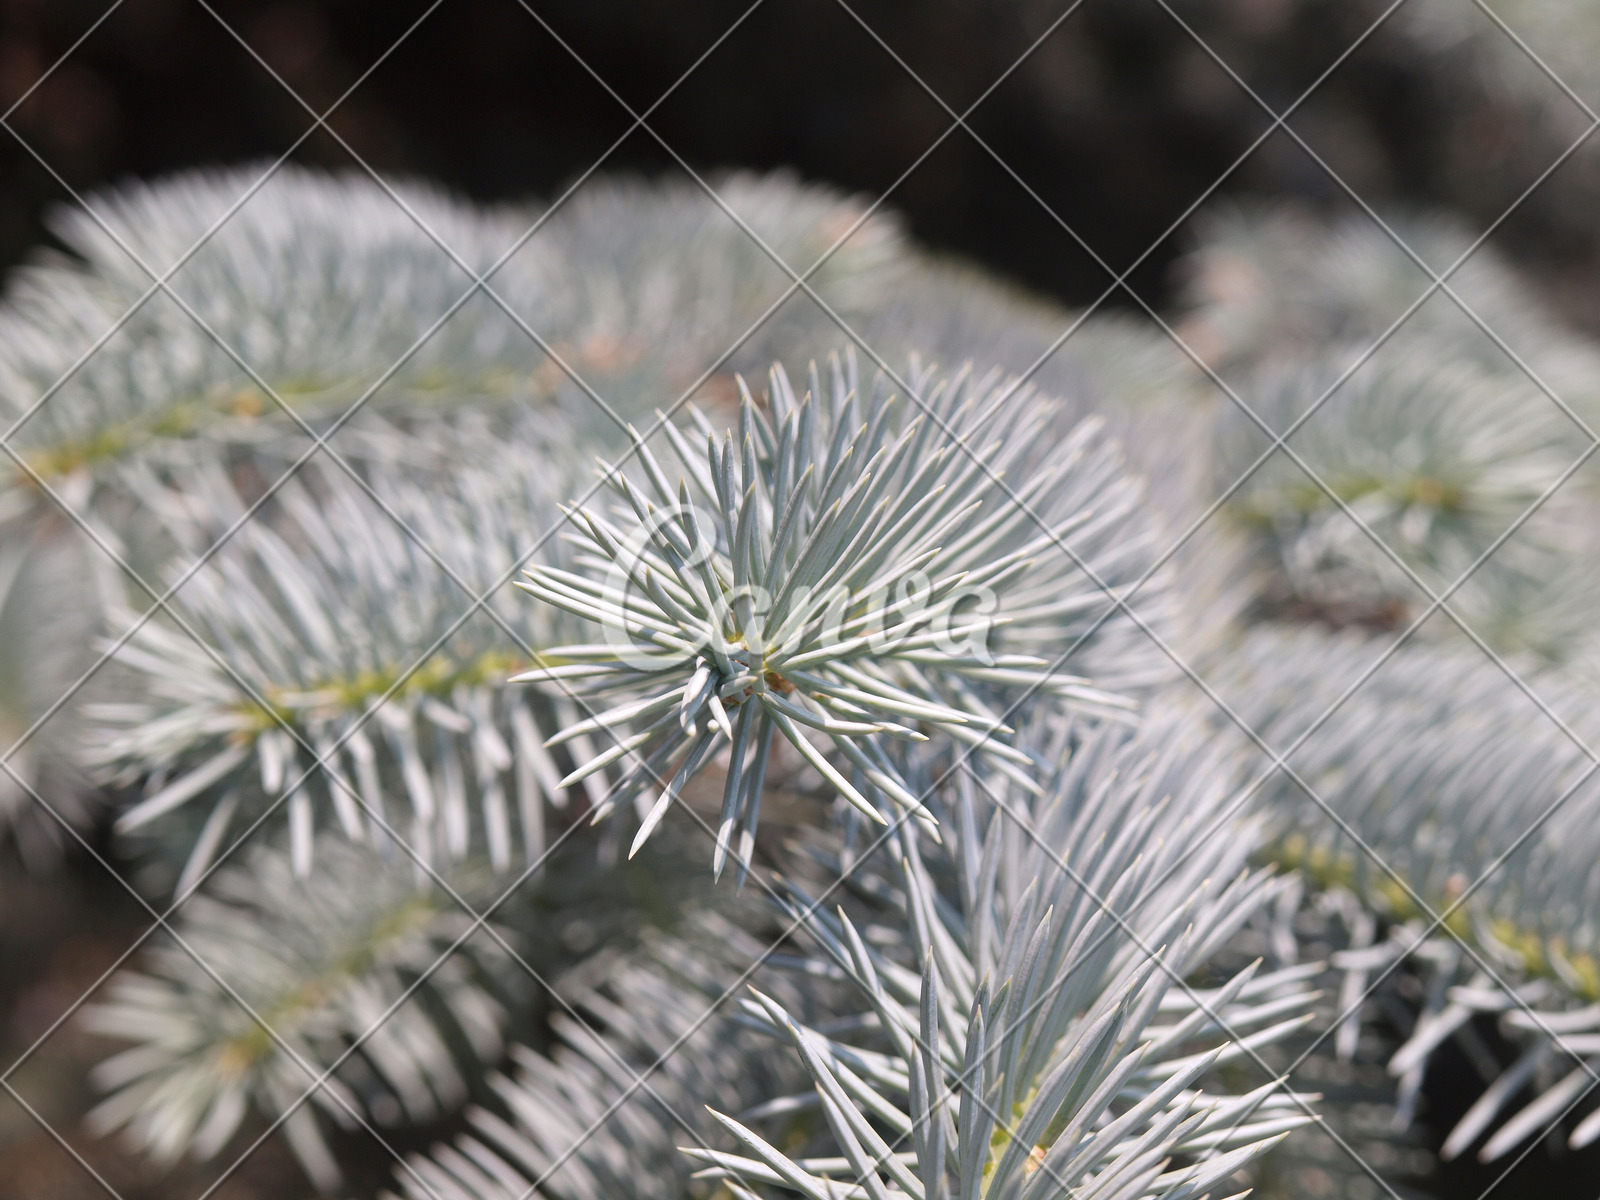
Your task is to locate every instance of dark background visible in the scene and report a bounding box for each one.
[3,0,1598,323]
[3,1,1600,1197]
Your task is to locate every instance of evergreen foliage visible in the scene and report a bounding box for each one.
[0,166,906,860]
[1185,202,1600,1167]
[685,720,1316,1200]
[82,426,585,884]
[1213,352,1586,640]
[0,518,102,863]
[83,836,520,1192]
[5,162,1600,1198]
[386,913,814,1200]
[515,354,1171,876]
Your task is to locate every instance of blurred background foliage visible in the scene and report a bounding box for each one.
[7,2,1600,1199]
[0,0,1598,328]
